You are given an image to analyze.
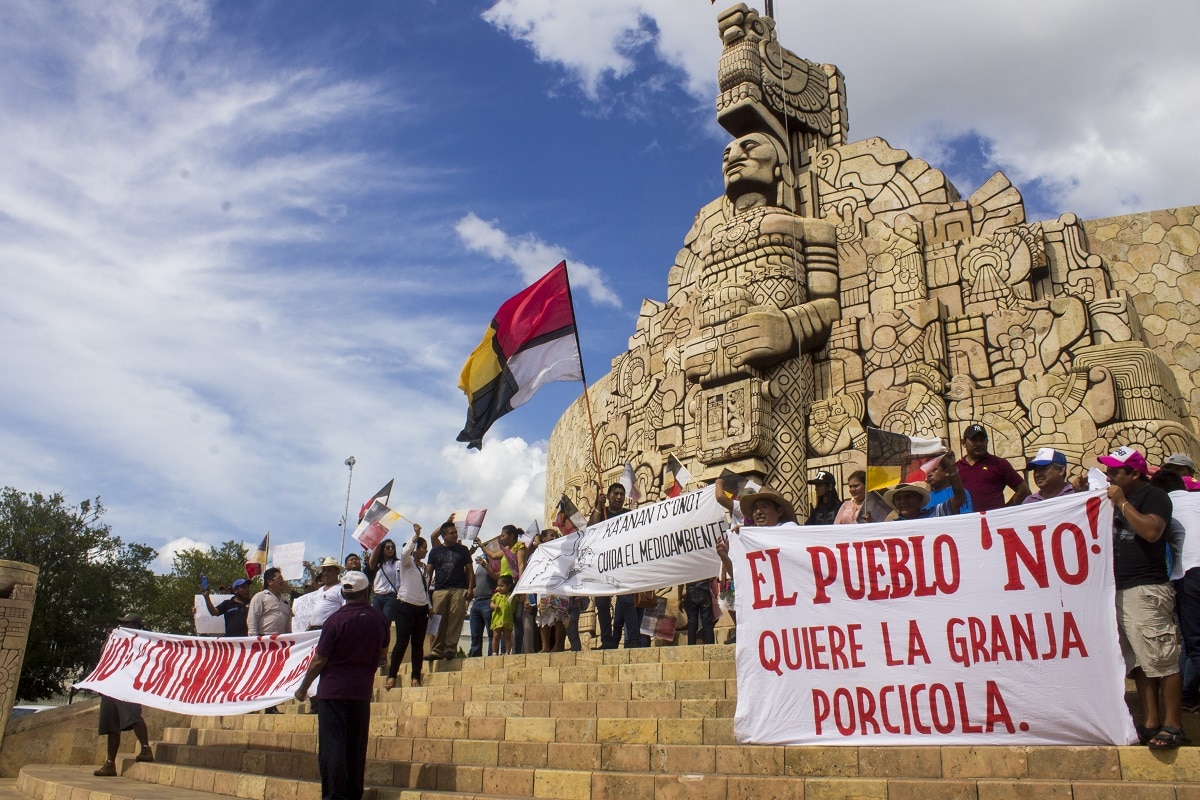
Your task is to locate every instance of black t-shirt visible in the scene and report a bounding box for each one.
[428,543,471,590]
[1113,483,1174,590]
[215,597,249,637]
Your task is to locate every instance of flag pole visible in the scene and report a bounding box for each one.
[561,261,604,488]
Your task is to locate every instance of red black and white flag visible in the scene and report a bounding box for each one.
[663,454,692,498]
[865,428,946,492]
[245,532,269,579]
[620,461,643,505]
[457,261,583,449]
[358,479,394,523]
[553,494,587,535]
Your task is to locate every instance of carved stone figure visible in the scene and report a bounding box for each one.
[543,5,1200,523]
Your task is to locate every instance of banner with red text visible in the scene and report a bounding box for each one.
[729,491,1137,746]
[75,628,320,716]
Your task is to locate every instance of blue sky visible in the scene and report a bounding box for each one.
[3,0,1198,573]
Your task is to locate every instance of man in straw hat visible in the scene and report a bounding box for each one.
[308,557,347,631]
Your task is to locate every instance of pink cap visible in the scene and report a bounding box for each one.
[1097,446,1149,476]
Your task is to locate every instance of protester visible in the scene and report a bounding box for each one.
[469,545,496,657]
[884,453,967,520]
[805,471,841,525]
[588,483,629,649]
[1162,453,1196,479]
[92,613,155,776]
[384,526,430,689]
[367,539,401,626]
[1098,445,1184,748]
[734,486,798,527]
[1022,448,1075,503]
[956,423,1030,510]
[202,578,251,637]
[1163,471,1200,714]
[496,525,528,652]
[565,596,589,652]
[834,470,867,524]
[306,558,347,631]
[490,574,516,655]
[294,571,389,800]
[925,457,973,514]
[678,577,716,645]
[344,553,363,572]
[247,568,292,636]
[427,520,474,660]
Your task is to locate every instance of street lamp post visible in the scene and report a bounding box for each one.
[338,456,356,562]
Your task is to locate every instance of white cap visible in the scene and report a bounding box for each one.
[341,571,369,593]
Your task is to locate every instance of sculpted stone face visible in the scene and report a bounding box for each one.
[723,132,780,194]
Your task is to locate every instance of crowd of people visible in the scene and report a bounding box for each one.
[188,422,1200,755]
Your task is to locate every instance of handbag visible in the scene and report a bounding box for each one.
[635,590,658,609]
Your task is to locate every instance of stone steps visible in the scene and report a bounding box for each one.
[16,644,1200,800]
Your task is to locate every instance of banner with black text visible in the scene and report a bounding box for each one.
[515,488,727,596]
[730,491,1136,745]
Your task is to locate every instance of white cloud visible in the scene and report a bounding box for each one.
[481,0,1200,219]
[154,536,211,573]
[456,212,622,308]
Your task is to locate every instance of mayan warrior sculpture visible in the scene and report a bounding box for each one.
[544,3,1200,522]
[0,561,38,751]
[679,130,839,504]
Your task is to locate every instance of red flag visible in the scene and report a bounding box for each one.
[458,261,583,449]
[358,479,394,523]
[245,532,269,579]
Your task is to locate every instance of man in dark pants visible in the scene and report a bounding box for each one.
[93,613,154,776]
[588,483,628,648]
[294,571,389,800]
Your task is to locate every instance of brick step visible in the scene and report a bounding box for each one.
[26,759,1200,800]
[146,736,1200,787]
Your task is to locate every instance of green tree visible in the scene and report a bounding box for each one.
[144,540,248,635]
[0,488,157,701]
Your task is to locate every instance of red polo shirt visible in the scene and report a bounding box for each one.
[956,452,1023,512]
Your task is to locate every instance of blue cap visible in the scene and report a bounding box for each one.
[231,578,249,589]
[1028,448,1067,467]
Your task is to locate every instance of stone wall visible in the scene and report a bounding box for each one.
[1085,207,1200,413]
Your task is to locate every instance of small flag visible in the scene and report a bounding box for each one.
[522,519,539,547]
[245,532,269,579]
[358,479,394,523]
[352,500,403,550]
[664,454,692,498]
[717,468,748,500]
[865,428,946,492]
[452,509,488,546]
[553,494,587,534]
[620,462,643,504]
[457,261,584,449]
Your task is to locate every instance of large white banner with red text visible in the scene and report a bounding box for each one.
[730,491,1138,746]
[75,629,320,716]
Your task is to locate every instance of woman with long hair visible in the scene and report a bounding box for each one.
[835,470,867,524]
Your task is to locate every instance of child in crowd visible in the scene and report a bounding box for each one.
[490,574,515,655]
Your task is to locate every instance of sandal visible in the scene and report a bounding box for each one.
[411,678,421,687]
[383,676,395,690]
[1147,725,1189,750]
[1136,724,1161,745]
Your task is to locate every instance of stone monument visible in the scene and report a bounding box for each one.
[546,3,1200,519]
[0,561,38,750]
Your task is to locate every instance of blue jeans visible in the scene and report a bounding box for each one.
[1178,569,1200,704]
[566,597,588,651]
[469,596,493,657]
[614,594,648,648]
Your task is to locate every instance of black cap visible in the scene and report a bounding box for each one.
[962,424,987,440]
[807,470,836,485]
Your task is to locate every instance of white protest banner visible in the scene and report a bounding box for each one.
[75,628,321,716]
[729,491,1136,746]
[353,501,404,550]
[515,488,726,596]
[292,590,320,633]
[193,594,230,635]
[272,542,306,581]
